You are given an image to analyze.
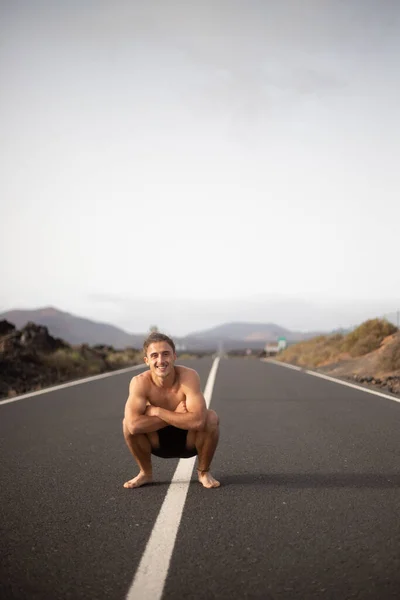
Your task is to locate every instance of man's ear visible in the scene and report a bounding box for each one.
[144,355,149,365]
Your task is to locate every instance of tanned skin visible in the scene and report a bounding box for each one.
[122,341,220,489]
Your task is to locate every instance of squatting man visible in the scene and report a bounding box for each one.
[122,332,220,489]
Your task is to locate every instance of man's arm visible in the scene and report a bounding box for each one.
[147,371,207,431]
[124,377,168,435]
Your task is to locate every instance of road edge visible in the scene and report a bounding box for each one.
[263,358,400,404]
[0,363,147,406]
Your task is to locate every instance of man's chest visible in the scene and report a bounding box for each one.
[147,387,186,411]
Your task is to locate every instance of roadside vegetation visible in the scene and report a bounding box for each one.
[40,345,143,379]
[0,321,144,399]
[0,320,213,399]
[378,333,400,372]
[276,319,398,369]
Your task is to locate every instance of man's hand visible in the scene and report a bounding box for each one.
[145,405,159,418]
[175,400,187,413]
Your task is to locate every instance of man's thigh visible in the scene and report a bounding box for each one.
[185,409,219,449]
[185,410,209,449]
[147,431,160,449]
[186,429,196,450]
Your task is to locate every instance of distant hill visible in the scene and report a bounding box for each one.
[0,307,145,349]
[187,322,323,343]
[0,307,325,351]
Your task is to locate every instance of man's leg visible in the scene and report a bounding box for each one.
[187,409,220,489]
[122,419,159,488]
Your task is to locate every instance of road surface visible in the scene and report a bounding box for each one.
[1,358,400,599]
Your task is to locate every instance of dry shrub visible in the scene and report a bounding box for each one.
[106,349,142,367]
[342,319,397,357]
[42,349,77,371]
[349,334,382,357]
[277,334,344,368]
[42,348,101,376]
[42,347,141,379]
[86,362,103,375]
[379,333,400,372]
[277,318,398,368]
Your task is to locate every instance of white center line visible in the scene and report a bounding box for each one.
[125,356,220,600]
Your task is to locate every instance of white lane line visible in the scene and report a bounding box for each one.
[262,358,302,371]
[0,364,146,406]
[305,369,400,404]
[262,358,400,404]
[126,356,220,600]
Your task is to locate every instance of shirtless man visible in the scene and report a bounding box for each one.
[122,332,220,489]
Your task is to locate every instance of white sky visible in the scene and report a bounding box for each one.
[1,0,399,335]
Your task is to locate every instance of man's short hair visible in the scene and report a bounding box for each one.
[143,332,176,356]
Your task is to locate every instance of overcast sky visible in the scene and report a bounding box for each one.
[1,0,399,335]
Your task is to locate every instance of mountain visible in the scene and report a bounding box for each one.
[187,322,322,343]
[0,307,325,351]
[0,307,145,348]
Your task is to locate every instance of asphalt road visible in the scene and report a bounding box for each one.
[1,358,400,599]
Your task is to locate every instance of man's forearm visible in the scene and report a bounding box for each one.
[156,407,204,430]
[130,415,168,434]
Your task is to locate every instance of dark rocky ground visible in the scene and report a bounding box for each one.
[0,320,143,400]
[316,333,400,396]
[344,373,400,395]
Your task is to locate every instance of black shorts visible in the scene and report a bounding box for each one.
[151,426,198,459]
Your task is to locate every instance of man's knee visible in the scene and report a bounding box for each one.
[123,418,131,435]
[205,409,219,432]
[123,418,137,437]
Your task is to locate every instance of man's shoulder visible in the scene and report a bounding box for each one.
[129,370,151,392]
[176,365,200,386]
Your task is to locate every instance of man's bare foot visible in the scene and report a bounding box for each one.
[197,470,220,489]
[123,472,153,489]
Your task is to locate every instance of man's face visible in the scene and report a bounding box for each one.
[144,341,176,379]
